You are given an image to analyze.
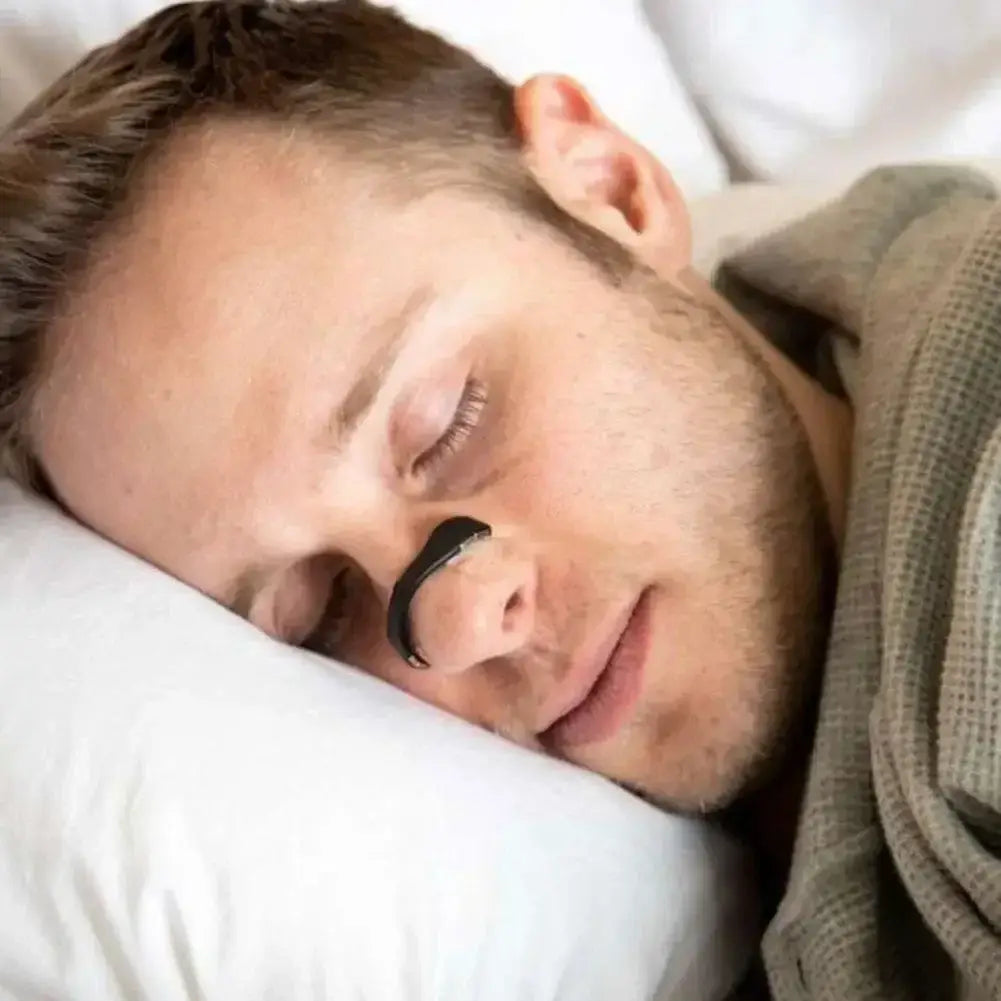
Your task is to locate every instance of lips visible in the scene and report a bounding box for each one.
[540,587,652,749]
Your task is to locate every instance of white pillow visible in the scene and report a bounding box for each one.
[644,0,1001,185]
[0,479,756,1000]
[0,0,727,200]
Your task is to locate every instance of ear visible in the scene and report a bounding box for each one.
[514,74,691,277]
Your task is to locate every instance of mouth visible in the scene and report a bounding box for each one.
[540,587,653,750]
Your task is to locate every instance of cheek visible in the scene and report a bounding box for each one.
[508,325,752,584]
[497,360,691,558]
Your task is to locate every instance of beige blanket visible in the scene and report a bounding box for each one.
[716,165,1001,1001]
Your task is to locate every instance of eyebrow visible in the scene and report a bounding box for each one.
[223,284,435,619]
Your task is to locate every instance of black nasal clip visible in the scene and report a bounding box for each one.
[387,516,492,669]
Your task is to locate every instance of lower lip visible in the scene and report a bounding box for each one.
[544,588,653,749]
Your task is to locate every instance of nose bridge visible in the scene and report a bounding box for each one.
[351,506,491,600]
[353,501,497,578]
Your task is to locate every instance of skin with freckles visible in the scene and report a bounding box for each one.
[30,76,853,813]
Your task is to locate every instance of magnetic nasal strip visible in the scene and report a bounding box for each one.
[386,516,492,669]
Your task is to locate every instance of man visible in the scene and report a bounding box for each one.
[1,2,999,999]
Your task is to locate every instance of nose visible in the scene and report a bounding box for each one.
[405,532,536,675]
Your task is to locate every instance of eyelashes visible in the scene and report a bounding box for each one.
[412,376,488,479]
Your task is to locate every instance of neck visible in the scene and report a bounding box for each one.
[724,747,812,913]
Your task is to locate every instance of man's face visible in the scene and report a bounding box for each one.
[34,123,831,811]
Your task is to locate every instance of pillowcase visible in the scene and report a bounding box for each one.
[0,479,756,999]
[0,0,728,200]
[644,0,1001,185]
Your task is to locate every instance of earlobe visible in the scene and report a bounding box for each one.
[514,74,692,277]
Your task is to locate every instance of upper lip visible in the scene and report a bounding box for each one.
[537,595,641,736]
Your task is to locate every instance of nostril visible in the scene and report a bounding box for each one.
[503,589,524,628]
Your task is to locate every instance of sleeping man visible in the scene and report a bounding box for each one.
[2,2,1000,998]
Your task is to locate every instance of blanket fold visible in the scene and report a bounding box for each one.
[716,165,1001,1001]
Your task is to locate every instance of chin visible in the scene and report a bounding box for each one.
[586,710,786,815]
[631,769,747,816]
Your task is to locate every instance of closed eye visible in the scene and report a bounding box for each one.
[412,376,487,478]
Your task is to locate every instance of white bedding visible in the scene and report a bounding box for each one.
[5,1,1001,998]
[0,479,756,1001]
[643,0,1001,184]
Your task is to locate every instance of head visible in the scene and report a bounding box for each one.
[0,0,843,812]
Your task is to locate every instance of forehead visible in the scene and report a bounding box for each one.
[29,124,564,581]
[29,132,379,531]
